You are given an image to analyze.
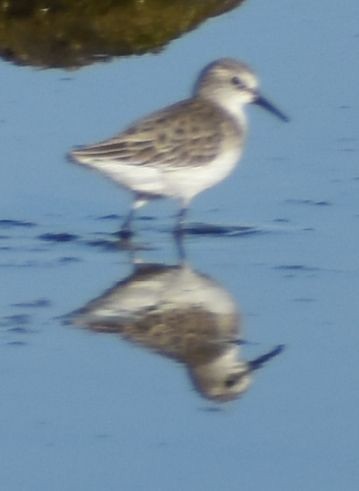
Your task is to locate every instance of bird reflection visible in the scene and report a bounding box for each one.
[71,260,283,402]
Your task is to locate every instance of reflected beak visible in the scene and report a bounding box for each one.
[254,94,289,122]
[249,344,285,371]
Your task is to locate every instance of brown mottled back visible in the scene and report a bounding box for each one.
[74,99,243,168]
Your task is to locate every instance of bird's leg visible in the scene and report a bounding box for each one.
[174,206,187,236]
[120,194,148,239]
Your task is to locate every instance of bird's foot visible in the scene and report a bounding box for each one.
[118,227,134,240]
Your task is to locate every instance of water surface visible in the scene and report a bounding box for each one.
[1,1,359,490]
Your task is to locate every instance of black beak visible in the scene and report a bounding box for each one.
[249,344,285,371]
[254,94,289,122]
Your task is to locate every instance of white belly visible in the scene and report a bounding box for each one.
[162,145,242,205]
[78,145,242,203]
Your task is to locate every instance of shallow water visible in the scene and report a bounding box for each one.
[1,1,359,490]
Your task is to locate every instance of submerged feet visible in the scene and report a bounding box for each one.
[117,204,189,239]
[118,207,135,239]
[119,227,133,240]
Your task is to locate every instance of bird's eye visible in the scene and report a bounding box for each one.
[231,76,244,88]
[224,375,239,388]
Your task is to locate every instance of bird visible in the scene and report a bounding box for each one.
[69,58,288,237]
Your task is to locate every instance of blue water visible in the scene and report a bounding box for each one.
[1,1,359,490]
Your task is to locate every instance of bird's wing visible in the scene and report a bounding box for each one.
[70,99,238,168]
